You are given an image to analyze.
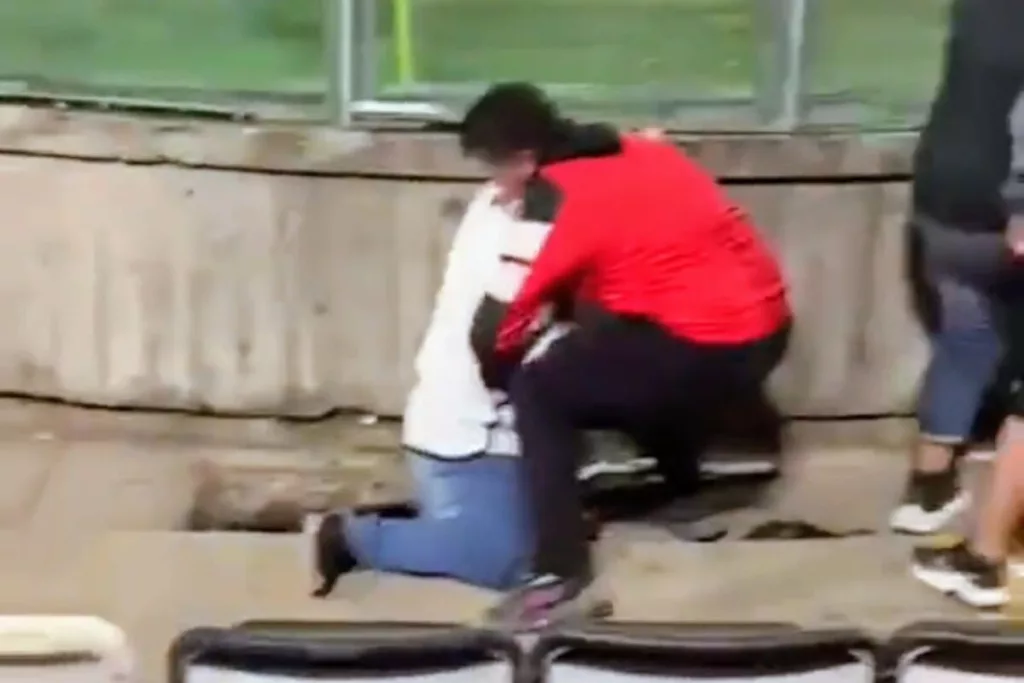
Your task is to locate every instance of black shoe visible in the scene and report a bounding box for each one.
[910,539,1007,609]
[890,468,969,535]
[485,574,613,630]
[311,512,357,598]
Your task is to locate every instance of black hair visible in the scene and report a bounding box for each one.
[459,82,563,163]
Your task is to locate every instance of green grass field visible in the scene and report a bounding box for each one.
[0,0,952,127]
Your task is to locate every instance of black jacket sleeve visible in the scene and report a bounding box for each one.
[470,295,522,391]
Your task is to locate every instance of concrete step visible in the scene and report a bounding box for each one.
[0,530,976,682]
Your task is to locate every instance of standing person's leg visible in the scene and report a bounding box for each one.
[909,291,1024,609]
[312,450,531,596]
[907,433,1011,609]
[893,0,1024,534]
[893,275,1003,533]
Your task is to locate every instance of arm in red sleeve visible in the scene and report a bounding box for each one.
[495,196,594,354]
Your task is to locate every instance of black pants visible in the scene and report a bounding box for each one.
[508,314,789,579]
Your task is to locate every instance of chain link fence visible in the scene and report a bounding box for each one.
[0,0,951,130]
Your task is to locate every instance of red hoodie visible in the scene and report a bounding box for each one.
[495,131,789,356]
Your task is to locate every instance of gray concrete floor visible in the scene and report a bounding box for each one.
[0,402,994,681]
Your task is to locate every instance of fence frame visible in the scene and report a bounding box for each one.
[0,0,933,132]
[332,0,816,130]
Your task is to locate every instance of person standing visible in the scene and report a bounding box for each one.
[907,0,1024,606]
[891,0,1024,535]
[910,214,1024,611]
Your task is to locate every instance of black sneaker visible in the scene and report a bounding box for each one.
[890,469,969,535]
[311,512,357,598]
[485,574,613,630]
[910,540,1007,609]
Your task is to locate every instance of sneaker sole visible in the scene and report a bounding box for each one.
[578,458,778,482]
[910,564,1007,609]
[484,593,614,631]
[890,492,971,535]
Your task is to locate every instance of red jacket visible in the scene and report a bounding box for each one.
[495,128,789,357]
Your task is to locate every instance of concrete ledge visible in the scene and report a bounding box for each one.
[0,401,915,455]
[0,105,915,179]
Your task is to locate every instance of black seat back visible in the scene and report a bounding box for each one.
[531,622,874,683]
[170,622,517,683]
[891,621,1024,683]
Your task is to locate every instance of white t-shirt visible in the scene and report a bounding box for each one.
[401,184,566,459]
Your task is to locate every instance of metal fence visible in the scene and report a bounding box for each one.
[0,0,952,131]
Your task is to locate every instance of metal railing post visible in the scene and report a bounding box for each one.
[325,0,354,126]
[350,0,378,101]
[754,0,810,130]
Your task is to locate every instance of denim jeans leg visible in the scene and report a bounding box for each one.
[343,452,532,589]
[917,277,1004,443]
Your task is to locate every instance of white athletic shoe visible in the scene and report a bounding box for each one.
[911,541,1008,609]
[889,470,969,535]
[890,491,970,534]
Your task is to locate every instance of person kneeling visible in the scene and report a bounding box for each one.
[460,83,792,627]
[312,182,568,597]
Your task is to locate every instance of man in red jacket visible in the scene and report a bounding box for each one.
[461,83,792,628]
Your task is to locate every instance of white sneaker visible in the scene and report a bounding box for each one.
[911,541,1008,609]
[890,485,970,535]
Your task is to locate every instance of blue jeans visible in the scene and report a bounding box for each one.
[918,277,1004,442]
[343,451,531,590]
[914,219,1007,442]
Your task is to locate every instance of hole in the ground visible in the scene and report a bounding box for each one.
[182,503,306,533]
[183,501,424,533]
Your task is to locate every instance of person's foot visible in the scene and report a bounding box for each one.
[310,512,357,598]
[485,574,613,630]
[889,469,970,534]
[910,540,1008,609]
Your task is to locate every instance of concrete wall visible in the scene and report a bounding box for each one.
[0,106,924,418]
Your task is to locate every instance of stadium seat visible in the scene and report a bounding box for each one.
[169,622,517,683]
[531,622,875,683]
[892,621,1024,683]
[0,615,133,683]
